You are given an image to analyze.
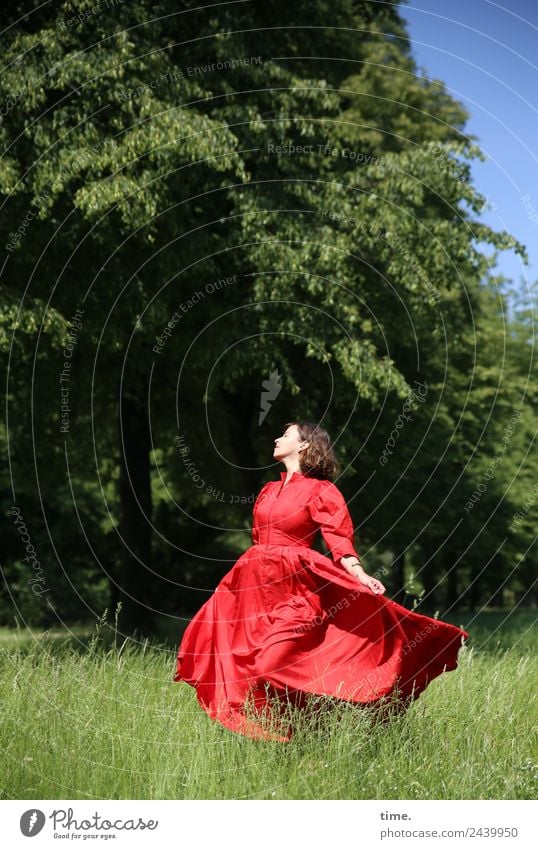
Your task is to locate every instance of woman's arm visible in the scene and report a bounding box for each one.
[308,481,386,595]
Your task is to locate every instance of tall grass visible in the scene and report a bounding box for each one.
[0,609,536,799]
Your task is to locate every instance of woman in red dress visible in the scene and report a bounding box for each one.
[174,421,468,741]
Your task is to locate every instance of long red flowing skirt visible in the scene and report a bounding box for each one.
[174,543,468,741]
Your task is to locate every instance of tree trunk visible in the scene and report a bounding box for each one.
[491,585,505,608]
[468,574,482,611]
[421,563,439,611]
[221,385,260,495]
[445,559,459,608]
[117,392,154,634]
[392,550,406,603]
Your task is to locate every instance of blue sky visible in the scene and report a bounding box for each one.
[401,0,537,302]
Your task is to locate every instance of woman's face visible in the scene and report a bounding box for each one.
[273,424,308,461]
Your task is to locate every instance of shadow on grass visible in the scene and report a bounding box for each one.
[0,606,535,657]
[0,606,188,657]
[442,607,537,653]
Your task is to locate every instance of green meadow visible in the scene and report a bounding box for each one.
[0,608,536,800]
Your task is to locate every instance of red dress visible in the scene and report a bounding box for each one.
[174,471,468,741]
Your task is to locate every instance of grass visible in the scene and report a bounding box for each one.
[0,608,536,800]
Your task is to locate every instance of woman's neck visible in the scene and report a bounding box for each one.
[282,461,301,481]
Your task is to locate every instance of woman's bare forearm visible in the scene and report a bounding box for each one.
[340,554,365,575]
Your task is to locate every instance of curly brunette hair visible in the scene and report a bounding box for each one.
[284,420,340,480]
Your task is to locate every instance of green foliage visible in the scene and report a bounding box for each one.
[0,0,535,624]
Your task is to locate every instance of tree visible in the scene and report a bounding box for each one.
[1,0,534,633]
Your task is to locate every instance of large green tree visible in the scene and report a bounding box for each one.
[1,0,534,633]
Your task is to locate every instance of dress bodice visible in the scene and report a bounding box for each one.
[252,471,359,561]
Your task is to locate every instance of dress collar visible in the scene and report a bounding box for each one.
[279,471,304,483]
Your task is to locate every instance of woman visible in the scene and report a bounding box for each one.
[174,421,468,741]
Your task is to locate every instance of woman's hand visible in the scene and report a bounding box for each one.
[340,556,386,595]
[356,572,386,595]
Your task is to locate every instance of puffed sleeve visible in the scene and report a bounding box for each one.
[307,480,360,562]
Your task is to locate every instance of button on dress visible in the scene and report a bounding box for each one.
[174,471,468,741]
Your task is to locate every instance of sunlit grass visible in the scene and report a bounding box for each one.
[0,609,536,799]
